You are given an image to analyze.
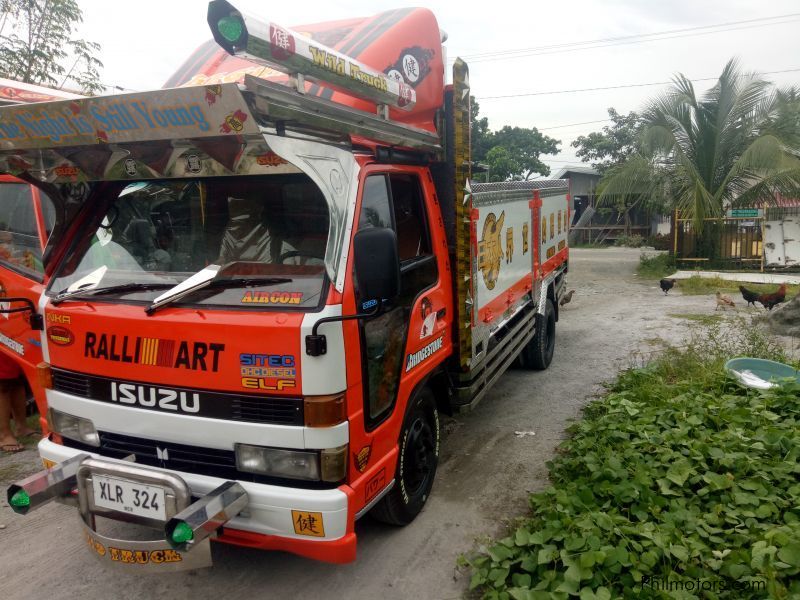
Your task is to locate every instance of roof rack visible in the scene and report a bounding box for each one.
[208,1,442,155]
[243,75,441,155]
[208,0,415,112]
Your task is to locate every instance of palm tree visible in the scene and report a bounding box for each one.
[598,59,800,236]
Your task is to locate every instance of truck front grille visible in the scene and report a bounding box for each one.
[62,433,336,490]
[51,368,304,426]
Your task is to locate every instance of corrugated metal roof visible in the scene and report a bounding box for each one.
[552,165,600,178]
[471,179,568,193]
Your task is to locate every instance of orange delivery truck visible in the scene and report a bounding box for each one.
[0,81,84,433]
[3,1,569,570]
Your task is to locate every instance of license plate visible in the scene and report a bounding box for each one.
[93,475,167,521]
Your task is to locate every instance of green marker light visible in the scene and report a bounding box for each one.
[217,15,244,43]
[10,489,30,508]
[171,521,194,545]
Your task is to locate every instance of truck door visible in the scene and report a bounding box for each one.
[355,169,446,431]
[0,177,57,418]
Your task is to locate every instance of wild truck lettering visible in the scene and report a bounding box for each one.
[84,333,224,372]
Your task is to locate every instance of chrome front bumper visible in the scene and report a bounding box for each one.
[8,450,249,571]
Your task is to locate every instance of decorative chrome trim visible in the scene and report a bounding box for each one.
[355,479,395,520]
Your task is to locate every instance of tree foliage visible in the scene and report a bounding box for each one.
[572,108,643,174]
[598,59,800,231]
[484,146,521,183]
[0,0,103,94]
[471,96,560,181]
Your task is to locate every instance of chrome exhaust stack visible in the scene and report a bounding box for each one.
[165,480,248,551]
[6,453,88,514]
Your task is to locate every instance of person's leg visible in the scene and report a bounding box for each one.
[10,380,35,437]
[0,380,23,451]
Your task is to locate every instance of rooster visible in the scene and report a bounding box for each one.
[659,279,676,295]
[560,290,575,307]
[739,285,760,308]
[715,292,735,311]
[758,284,787,311]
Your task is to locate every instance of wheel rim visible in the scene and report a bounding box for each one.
[403,416,435,497]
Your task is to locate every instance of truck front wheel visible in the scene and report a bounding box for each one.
[370,387,440,526]
[519,298,556,370]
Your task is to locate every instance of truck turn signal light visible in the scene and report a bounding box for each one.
[37,362,52,389]
[304,394,346,427]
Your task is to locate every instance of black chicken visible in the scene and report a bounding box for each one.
[659,278,676,295]
[739,285,760,308]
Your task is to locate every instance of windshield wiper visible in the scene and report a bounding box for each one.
[145,276,293,315]
[51,282,177,305]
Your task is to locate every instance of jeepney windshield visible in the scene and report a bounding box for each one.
[49,175,331,310]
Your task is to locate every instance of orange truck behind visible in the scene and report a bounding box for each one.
[2,1,568,570]
[0,81,84,431]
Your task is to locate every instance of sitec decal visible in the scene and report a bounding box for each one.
[84,333,224,372]
[240,353,296,390]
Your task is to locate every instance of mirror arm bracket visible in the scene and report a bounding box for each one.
[305,303,382,357]
[0,297,44,330]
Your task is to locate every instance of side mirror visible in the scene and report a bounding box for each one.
[353,227,400,302]
[305,227,400,357]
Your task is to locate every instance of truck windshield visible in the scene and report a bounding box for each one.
[49,175,330,310]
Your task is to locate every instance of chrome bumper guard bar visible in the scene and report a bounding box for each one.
[7,454,249,572]
[166,480,248,551]
[7,452,88,514]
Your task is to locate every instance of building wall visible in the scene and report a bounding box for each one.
[564,173,599,198]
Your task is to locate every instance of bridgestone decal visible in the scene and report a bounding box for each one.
[405,336,443,372]
[0,332,23,355]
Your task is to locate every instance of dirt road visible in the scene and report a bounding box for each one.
[0,248,716,600]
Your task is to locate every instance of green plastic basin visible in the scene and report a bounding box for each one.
[724,357,800,390]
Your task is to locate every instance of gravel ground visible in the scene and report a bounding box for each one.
[0,248,752,600]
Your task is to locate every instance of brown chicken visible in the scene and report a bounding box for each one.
[715,291,735,310]
[757,283,787,311]
[560,290,575,307]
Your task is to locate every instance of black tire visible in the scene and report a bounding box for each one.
[519,298,556,370]
[370,387,440,526]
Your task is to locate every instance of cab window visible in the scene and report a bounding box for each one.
[357,172,438,425]
[0,182,53,276]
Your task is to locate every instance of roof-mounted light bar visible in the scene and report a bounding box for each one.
[207,0,416,112]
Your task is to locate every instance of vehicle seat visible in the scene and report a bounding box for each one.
[218,197,274,264]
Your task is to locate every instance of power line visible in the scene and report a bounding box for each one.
[477,67,800,100]
[451,13,800,63]
[539,118,611,131]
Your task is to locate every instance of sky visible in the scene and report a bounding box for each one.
[75,0,800,174]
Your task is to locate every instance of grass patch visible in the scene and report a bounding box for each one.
[676,275,800,298]
[463,322,800,599]
[667,312,723,326]
[637,253,675,279]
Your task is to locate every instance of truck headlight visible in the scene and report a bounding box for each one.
[236,444,319,480]
[48,408,99,447]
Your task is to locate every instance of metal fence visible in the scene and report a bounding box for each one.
[673,215,764,269]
